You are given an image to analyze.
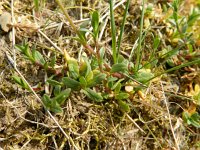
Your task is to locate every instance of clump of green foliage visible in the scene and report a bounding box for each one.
[13,0,200,128]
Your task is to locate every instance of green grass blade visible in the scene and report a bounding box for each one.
[146,58,200,83]
[135,0,145,72]
[33,0,39,12]
[109,0,117,64]
[117,0,130,61]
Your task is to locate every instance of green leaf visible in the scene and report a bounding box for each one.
[99,47,105,60]
[182,23,188,33]
[79,28,93,36]
[110,63,128,73]
[12,75,22,85]
[115,92,129,100]
[87,71,106,87]
[190,113,200,128]
[172,0,179,22]
[80,20,90,28]
[67,58,79,79]
[194,92,200,105]
[91,11,99,32]
[107,76,118,89]
[188,13,200,26]
[114,82,122,94]
[79,76,87,88]
[12,75,29,90]
[117,99,130,112]
[81,88,103,102]
[80,56,91,77]
[111,78,124,91]
[62,77,81,90]
[42,94,52,108]
[78,28,87,42]
[54,85,61,96]
[117,0,130,62]
[49,55,56,67]
[134,69,154,84]
[90,56,99,70]
[16,44,34,62]
[182,111,200,128]
[86,71,93,82]
[153,36,160,50]
[91,10,99,39]
[50,99,63,113]
[52,88,71,104]
[47,79,63,86]
[118,55,125,63]
[42,94,63,113]
[33,0,39,11]
[32,50,46,65]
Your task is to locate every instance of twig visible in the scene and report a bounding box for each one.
[99,16,108,42]
[11,0,16,68]
[126,113,146,134]
[38,29,63,54]
[101,0,127,22]
[160,81,180,150]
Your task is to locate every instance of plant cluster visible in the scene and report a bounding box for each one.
[13,0,200,129]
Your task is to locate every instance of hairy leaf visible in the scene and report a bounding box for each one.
[117,99,130,112]
[110,63,128,73]
[82,88,103,102]
[52,88,71,104]
[87,72,106,87]
[62,77,81,90]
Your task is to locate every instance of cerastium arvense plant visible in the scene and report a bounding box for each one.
[14,0,200,127]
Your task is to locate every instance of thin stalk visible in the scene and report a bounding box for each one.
[145,58,200,83]
[55,0,77,32]
[55,0,95,55]
[117,0,130,60]
[109,0,117,63]
[135,0,145,72]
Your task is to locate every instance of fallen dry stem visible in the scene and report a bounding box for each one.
[160,81,180,150]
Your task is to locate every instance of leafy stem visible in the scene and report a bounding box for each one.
[55,0,95,55]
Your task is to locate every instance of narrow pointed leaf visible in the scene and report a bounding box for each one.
[32,50,46,65]
[79,76,87,88]
[134,69,154,84]
[62,77,81,90]
[115,92,130,100]
[50,100,63,113]
[12,75,29,90]
[49,55,56,67]
[87,72,106,87]
[110,63,128,73]
[80,56,91,77]
[82,88,103,102]
[91,11,99,32]
[47,79,63,86]
[52,88,71,104]
[67,58,79,79]
[117,99,130,112]
[12,75,23,85]
[54,85,61,96]
[42,94,52,108]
